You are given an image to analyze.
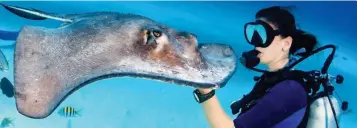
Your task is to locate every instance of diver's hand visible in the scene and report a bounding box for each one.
[198,88,213,94]
[198,83,219,94]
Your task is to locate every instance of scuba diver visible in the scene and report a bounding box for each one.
[192,6,347,128]
[0,29,18,41]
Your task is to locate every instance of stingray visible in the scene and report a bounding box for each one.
[1,3,237,119]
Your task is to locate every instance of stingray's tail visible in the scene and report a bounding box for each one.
[0,3,73,23]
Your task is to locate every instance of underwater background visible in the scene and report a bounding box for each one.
[0,1,356,128]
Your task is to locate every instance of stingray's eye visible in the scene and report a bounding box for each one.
[153,30,162,37]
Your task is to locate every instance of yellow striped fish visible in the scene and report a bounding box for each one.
[57,106,82,117]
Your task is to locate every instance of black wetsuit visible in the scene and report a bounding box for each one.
[233,80,308,128]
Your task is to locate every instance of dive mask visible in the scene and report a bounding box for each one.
[239,20,276,71]
[240,20,283,71]
[244,20,282,48]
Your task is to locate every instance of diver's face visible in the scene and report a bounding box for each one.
[254,19,292,65]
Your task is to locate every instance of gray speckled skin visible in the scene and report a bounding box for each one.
[12,11,237,118]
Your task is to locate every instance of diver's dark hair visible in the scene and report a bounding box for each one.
[255,6,318,57]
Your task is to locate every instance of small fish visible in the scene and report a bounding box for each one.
[0,117,14,128]
[0,50,9,72]
[58,106,82,118]
[0,77,14,98]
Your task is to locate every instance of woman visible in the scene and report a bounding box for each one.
[193,6,318,128]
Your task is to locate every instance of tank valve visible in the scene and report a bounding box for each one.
[336,75,344,84]
[342,101,349,111]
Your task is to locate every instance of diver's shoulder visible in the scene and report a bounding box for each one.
[277,79,304,86]
[271,79,308,96]
[268,79,308,105]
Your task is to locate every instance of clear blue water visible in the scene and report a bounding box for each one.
[0,1,356,128]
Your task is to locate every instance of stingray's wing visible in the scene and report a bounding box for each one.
[10,3,237,120]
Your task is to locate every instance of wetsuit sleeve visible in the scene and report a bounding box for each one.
[233,80,307,128]
[0,30,19,41]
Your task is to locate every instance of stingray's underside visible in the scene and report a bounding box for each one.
[13,12,237,119]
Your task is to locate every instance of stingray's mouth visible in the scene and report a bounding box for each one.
[197,43,237,84]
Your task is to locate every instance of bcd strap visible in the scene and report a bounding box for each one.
[231,69,318,115]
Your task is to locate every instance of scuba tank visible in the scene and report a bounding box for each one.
[235,44,348,128]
